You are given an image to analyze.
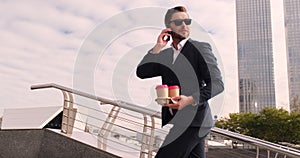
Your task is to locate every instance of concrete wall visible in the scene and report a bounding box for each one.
[0,129,120,158]
[0,129,43,158]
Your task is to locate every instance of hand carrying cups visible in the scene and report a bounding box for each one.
[155,85,180,105]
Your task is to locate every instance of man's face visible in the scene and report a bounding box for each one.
[169,12,191,39]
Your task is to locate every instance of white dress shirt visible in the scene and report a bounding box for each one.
[171,38,188,64]
[169,38,189,114]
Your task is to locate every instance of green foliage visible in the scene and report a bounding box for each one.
[290,95,300,113]
[215,107,300,144]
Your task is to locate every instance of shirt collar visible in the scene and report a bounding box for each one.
[171,38,189,51]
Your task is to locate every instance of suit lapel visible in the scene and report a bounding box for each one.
[172,39,192,65]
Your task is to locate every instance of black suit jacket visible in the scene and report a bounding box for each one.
[136,39,224,127]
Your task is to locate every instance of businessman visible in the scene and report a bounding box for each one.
[136,6,224,158]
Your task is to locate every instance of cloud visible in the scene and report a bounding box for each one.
[2,0,288,119]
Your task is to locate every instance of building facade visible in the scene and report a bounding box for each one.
[284,0,300,112]
[236,0,276,113]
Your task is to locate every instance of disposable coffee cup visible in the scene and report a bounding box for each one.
[155,85,169,98]
[168,85,180,97]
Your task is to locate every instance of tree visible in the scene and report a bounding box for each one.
[215,107,300,144]
[290,95,300,113]
[286,112,300,144]
[255,108,290,142]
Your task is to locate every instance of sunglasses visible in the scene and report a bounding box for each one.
[169,19,192,26]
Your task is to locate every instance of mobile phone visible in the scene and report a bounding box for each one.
[163,31,173,41]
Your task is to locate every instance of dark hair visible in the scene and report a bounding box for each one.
[164,6,187,28]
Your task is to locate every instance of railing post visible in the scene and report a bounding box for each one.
[205,139,208,152]
[147,116,156,158]
[61,91,76,135]
[256,146,260,158]
[139,115,157,158]
[98,105,121,150]
[140,115,148,158]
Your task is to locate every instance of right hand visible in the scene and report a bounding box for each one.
[152,28,172,54]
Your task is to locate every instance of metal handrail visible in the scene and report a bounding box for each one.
[31,83,300,158]
[213,127,300,152]
[31,83,161,158]
[31,83,160,118]
[211,127,300,158]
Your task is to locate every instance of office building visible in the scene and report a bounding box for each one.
[236,0,276,113]
[284,0,300,112]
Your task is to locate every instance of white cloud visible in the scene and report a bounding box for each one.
[1,0,288,119]
[0,0,235,117]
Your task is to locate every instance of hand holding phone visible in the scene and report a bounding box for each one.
[163,31,172,41]
[152,29,172,54]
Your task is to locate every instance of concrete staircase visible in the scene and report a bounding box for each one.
[0,128,295,158]
[0,129,120,158]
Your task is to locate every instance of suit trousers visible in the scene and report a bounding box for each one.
[155,126,207,158]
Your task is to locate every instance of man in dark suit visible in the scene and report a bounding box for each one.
[136,6,224,158]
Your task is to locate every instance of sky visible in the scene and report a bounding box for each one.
[0,0,289,119]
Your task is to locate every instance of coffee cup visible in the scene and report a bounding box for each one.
[155,85,169,98]
[168,85,180,97]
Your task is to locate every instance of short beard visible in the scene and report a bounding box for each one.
[171,31,186,41]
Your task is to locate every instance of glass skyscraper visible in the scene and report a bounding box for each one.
[284,0,300,112]
[236,0,276,113]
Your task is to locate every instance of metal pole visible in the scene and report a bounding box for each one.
[147,116,155,157]
[140,115,148,158]
[256,147,260,158]
[61,91,68,134]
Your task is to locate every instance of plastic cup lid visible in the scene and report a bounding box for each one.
[156,85,168,89]
[168,85,180,89]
